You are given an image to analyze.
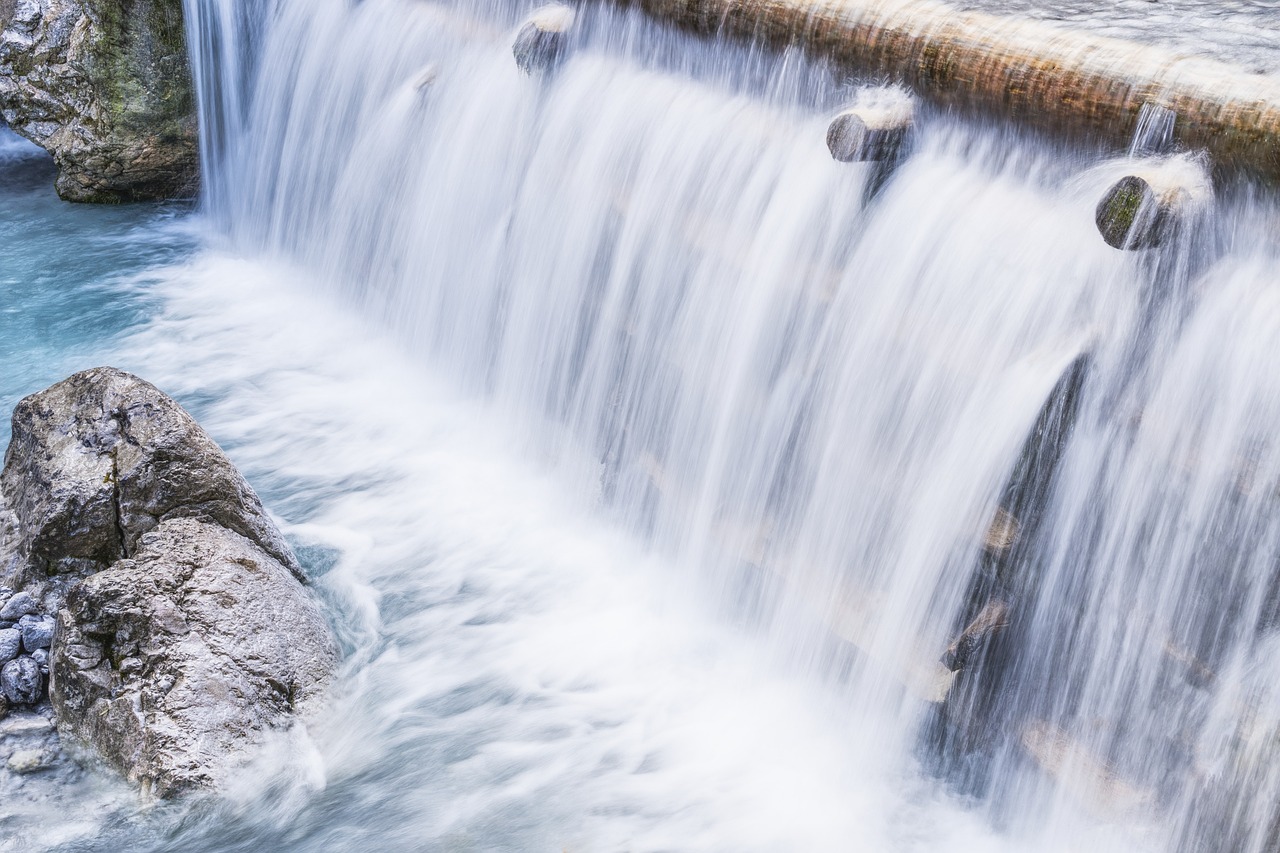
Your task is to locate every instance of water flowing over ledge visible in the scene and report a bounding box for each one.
[590,0,1280,184]
[8,0,1280,850]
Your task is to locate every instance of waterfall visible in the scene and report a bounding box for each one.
[166,0,1280,849]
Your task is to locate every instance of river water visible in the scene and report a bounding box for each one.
[5,0,1280,850]
[955,0,1280,76]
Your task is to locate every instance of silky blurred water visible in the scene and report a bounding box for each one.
[954,0,1280,76]
[5,0,1280,851]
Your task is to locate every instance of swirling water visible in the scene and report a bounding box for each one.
[5,0,1280,850]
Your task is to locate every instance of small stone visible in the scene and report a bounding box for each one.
[0,628,19,663]
[0,657,41,705]
[30,648,48,673]
[0,591,36,621]
[7,748,48,774]
[17,614,53,651]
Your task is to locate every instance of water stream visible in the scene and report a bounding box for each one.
[5,0,1280,850]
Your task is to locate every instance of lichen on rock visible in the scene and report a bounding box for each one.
[0,0,197,202]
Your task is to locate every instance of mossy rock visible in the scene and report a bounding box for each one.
[0,0,197,202]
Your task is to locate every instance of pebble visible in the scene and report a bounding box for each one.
[17,614,53,651]
[0,592,37,621]
[30,648,48,673]
[0,657,41,705]
[0,628,19,664]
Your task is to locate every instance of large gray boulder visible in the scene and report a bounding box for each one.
[0,367,338,798]
[0,0,197,202]
[50,517,337,797]
[1,366,300,588]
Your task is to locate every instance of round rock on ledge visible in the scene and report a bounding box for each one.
[1094,163,1211,250]
[826,102,914,163]
[513,4,576,75]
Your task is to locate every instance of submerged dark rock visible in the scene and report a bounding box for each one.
[0,0,198,202]
[0,367,338,797]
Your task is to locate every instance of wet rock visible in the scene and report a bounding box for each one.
[1,656,41,705]
[0,628,19,663]
[17,614,53,651]
[7,747,50,773]
[0,368,338,798]
[941,599,1010,672]
[1095,162,1211,250]
[0,711,53,738]
[0,0,198,202]
[51,517,339,798]
[1,367,302,588]
[826,102,913,163]
[0,591,36,620]
[513,4,575,75]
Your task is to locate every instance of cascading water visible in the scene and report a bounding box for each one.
[7,0,1280,850]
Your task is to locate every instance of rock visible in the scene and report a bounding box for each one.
[0,368,339,798]
[0,711,53,738]
[50,517,338,798]
[513,4,575,75]
[0,628,19,663]
[17,614,53,650]
[1095,161,1211,249]
[826,100,914,163]
[0,0,197,202]
[1,656,41,704]
[0,591,36,620]
[983,508,1020,555]
[7,748,49,773]
[1,367,302,588]
[941,599,1010,672]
